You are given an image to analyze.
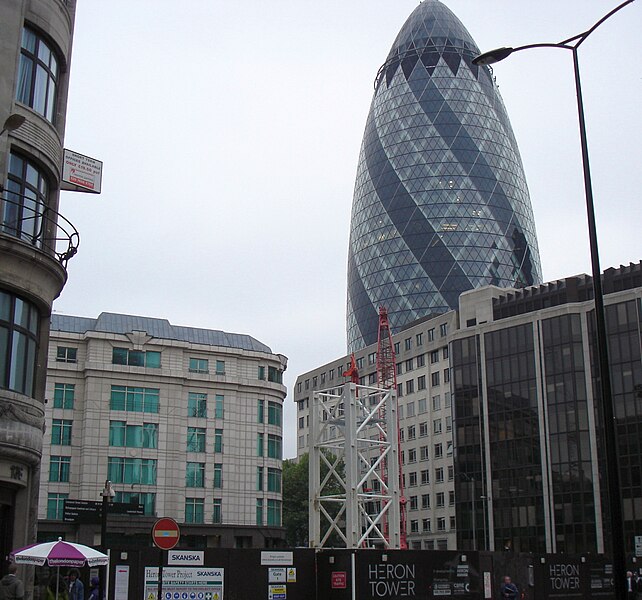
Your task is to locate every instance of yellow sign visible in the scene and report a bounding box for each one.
[287,568,297,583]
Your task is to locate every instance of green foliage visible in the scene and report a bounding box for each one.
[282,454,310,546]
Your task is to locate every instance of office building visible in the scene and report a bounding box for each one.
[297,262,642,554]
[347,0,541,352]
[39,313,288,549]
[0,0,79,561]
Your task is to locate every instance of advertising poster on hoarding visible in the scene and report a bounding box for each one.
[144,566,223,600]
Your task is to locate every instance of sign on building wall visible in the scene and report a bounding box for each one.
[61,149,103,193]
[144,567,223,600]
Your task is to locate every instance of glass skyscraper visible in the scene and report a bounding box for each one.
[347,1,542,352]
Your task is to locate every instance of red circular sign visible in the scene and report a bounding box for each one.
[152,517,180,550]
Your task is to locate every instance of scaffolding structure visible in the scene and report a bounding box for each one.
[309,382,401,549]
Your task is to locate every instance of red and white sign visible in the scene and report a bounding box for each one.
[152,517,180,550]
[331,571,347,589]
[61,149,103,194]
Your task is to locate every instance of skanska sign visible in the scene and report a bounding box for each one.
[167,551,204,565]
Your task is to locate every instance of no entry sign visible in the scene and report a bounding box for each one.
[152,517,180,550]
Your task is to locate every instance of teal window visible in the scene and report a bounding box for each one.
[257,466,264,491]
[188,392,207,418]
[49,456,70,482]
[53,383,75,408]
[214,429,223,453]
[186,462,205,487]
[267,468,281,493]
[215,360,225,375]
[268,366,282,384]
[213,463,222,488]
[185,498,204,524]
[107,457,157,484]
[110,386,159,413]
[47,493,68,520]
[187,427,206,452]
[215,394,224,419]
[109,422,158,448]
[56,347,76,363]
[268,402,282,427]
[189,358,209,374]
[212,499,222,524]
[51,419,72,445]
[258,366,266,380]
[114,491,156,516]
[257,400,264,423]
[112,348,160,368]
[256,499,264,526]
[267,499,281,526]
[16,27,58,122]
[267,434,282,459]
[257,433,264,457]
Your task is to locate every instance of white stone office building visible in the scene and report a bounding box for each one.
[294,311,458,551]
[38,312,288,548]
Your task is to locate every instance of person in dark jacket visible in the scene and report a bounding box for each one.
[67,569,84,600]
[0,564,24,600]
[87,577,99,600]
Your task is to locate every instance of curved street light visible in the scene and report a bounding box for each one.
[473,3,635,600]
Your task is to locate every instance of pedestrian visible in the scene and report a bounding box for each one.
[626,571,639,600]
[500,575,519,600]
[86,577,99,600]
[47,574,68,600]
[68,569,84,600]
[0,563,24,600]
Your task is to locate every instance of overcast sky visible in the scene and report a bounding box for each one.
[56,0,641,458]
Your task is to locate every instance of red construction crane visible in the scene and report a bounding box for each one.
[376,306,408,549]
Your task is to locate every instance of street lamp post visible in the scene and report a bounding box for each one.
[473,3,634,599]
[100,480,115,600]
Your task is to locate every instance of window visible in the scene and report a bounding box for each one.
[215,394,224,419]
[267,499,281,526]
[109,422,158,449]
[405,338,412,351]
[257,433,264,457]
[256,499,264,525]
[419,422,428,437]
[258,366,266,380]
[444,392,452,408]
[305,379,310,390]
[214,463,223,488]
[257,466,264,491]
[449,491,455,506]
[447,441,454,457]
[405,358,413,372]
[410,520,419,533]
[51,419,72,445]
[421,494,430,509]
[407,425,415,440]
[112,348,160,368]
[368,352,376,365]
[49,456,70,482]
[398,405,404,420]
[268,402,282,426]
[432,395,441,411]
[298,416,304,429]
[450,516,456,529]
[400,451,405,465]
[356,357,364,369]
[368,372,377,384]
[442,346,449,359]
[434,419,442,434]
[435,467,444,483]
[296,382,302,393]
[421,470,430,485]
[393,342,400,355]
[416,354,425,367]
[408,448,416,463]
[107,458,156,484]
[56,347,76,363]
[320,372,325,384]
[0,290,39,396]
[185,498,204,524]
[444,368,450,383]
[408,472,417,487]
[115,491,156,515]
[212,499,222,524]
[436,492,445,507]
[267,434,282,459]
[187,392,207,418]
[437,539,448,550]
[440,323,448,337]
[312,376,318,388]
[416,333,423,346]
[409,495,418,510]
[396,363,403,376]
[53,383,75,408]
[427,328,435,342]
[16,27,58,121]
[431,372,440,387]
[186,427,206,452]
[396,383,403,397]
[110,386,159,413]
[216,360,225,375]
[186,462,205,487]
[407,401,415,417]
[329,369,334,380]
[437,517,446,531]
[406,380,414,395]
[47,493,68,520]
[446,417,452,432]
[420,445,429,461]
[267,468,281,493]
[268,366,283,383]
[214,429,223,453]
[430,350,439,364]
[448,465,454,481]
[434,443,443,459]
[417,375,426,391]
[257,399,264,423]
[422,518,431,532]
[189,358,209,373]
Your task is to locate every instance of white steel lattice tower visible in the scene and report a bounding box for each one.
[308,383,401,548]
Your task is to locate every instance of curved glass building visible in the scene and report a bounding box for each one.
[347,0,542,352]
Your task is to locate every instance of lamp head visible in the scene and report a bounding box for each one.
[472,47,514,66]
[102,480,115,499]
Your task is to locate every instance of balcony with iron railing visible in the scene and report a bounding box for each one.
[0,191,79,268]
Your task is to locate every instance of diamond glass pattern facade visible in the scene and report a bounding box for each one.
[347,1,542,352]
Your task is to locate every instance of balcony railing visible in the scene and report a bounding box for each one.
[1,192,79,267]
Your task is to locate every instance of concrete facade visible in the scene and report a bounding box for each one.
[0,0,78,564]
[38,313,288,549]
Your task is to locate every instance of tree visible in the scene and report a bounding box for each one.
[282,454,310,546]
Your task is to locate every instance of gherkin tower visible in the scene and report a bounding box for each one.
[347,1,542,352]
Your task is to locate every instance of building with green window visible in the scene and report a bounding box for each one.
[0,0,79,566]
[39,312,288,549]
